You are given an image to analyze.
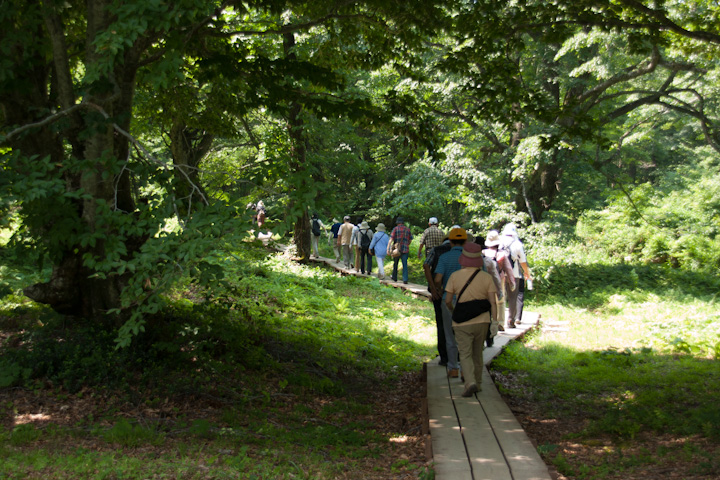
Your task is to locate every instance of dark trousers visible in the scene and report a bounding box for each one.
[507,277,525,323]
[433,297,448,363]
[360,247,373,273]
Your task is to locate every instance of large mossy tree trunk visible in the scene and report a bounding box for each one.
[4,0,149,319]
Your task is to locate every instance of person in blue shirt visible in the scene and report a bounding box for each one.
[369,223,390,279]
[432,227,468,379]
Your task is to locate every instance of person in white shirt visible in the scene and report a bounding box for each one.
[501,223,532,327]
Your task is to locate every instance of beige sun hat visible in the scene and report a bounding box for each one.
[376,223,386,232]
[485,230,502,247]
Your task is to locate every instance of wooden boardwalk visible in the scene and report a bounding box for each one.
[426,313,552,480]
[308,255,552,480]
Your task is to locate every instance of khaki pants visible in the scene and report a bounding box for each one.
[453,322,490,390]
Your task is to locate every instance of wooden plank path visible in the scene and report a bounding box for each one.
[308,254,553,480]
[427,313,551,480]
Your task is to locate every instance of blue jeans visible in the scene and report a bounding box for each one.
[392,253,409,282]
[440,300,459,370]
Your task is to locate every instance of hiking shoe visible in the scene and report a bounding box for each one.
[403,281,408,284]
[498,324,505,332]
[439,359,448,367]
[508,322,516,329]
[461,384,478,397]
[447,368,459,378]
[486,338,494,347]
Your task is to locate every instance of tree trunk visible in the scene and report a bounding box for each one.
[8,0,144,320]
[284,31,312,261]
[169,121,213,218]
[512,149,563,222]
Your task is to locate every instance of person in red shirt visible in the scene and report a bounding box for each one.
[387,216,413,284]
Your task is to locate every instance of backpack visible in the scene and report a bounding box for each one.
[499,240,518,270]
[312,219,321,236]
[360,229,372,249]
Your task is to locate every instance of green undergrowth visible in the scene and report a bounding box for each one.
[493,243,720,479]
[0,242,436,479]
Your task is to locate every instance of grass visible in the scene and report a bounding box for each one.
[3,232,719,479]
[492,252,720,478]
[0,241,437,479]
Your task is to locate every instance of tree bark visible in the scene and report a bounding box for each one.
[6,0,145,319]
[284,31,312,261]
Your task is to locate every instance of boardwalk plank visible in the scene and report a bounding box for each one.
[455,397,513,480]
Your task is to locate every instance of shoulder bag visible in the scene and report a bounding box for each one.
[452,269,491,324]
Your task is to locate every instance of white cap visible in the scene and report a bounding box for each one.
[428,217,438,225]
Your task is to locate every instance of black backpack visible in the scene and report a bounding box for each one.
[360,229,372,248]
[312,219,321,236]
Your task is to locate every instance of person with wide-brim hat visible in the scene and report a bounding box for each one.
[444,241,498,397]
[483,230,516,330]
[370,223,390,279]
[357,221,374,275]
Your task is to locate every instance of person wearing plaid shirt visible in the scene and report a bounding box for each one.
[417,217,444,258]
[387,216,413,283]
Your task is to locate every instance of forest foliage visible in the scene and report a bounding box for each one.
[1,0,719,345]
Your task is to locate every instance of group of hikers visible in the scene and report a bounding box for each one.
[312,214,412,283]
[310,214,533,398]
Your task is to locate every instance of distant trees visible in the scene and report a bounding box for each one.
[428,0,720,222]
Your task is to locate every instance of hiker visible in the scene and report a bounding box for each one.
[357,221,374,275]
[433,227,468,378]
[417,217,444,259]
[256,200,266,230]
[388,216,413,284]
[423,228,457,367]
[330,218,342,262]
[483,230,516,331]
[369,223,390,279]
[310,213,324,258]
[350,217,362,271]
[337,216,354,269]
[444,241,498,397]
[502,223,532,328]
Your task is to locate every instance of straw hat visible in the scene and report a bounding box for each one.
[485,230,502,247]
[459,242,485,268]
